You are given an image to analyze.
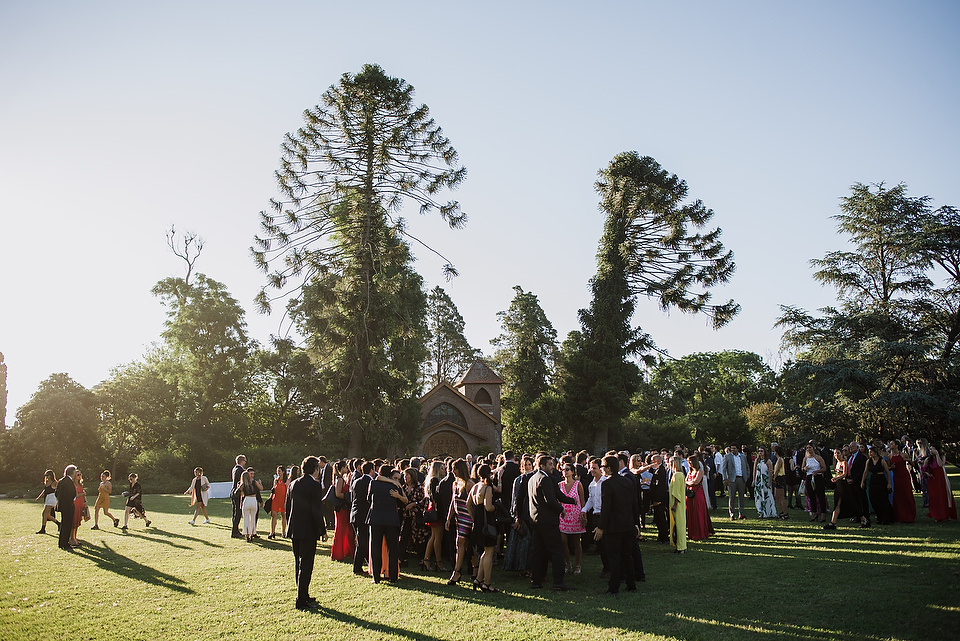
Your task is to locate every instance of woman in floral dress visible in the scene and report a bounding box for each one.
[558,462,586,575]
[753,447,778,518]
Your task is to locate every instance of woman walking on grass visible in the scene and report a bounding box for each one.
[238,470,259,541]
[772,446,789,519]
[184,467,210,526]
[122,473,150,530]
[35,470,60,534]
[862,445,894,525]
[70,469,87,546]
[93,470,120,530]
[887,441,916,523]
[330,460,355,560]
[685,454,714,541]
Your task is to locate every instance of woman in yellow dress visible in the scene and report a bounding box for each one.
[668,455,687,554]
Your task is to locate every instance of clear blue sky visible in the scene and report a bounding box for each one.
[1,1,958,421]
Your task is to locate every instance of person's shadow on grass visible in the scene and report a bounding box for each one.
[74,541,195,594]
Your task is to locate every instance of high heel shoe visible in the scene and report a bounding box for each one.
[419,559,432,571]
[446,570,461,585]
[472,577,482,591]
[481,583,500,593]
[435,563,448,572]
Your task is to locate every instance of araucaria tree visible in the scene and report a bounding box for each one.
[251,64,467,456]
[561,152,738,453]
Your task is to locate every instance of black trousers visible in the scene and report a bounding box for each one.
[605,531,636,593]
[59,505,74,549]
[353,523,369,574]
[529,521,565,586]
[652,502,669,542]
[588,512,608,571]
[631,535,646,580]
[292,538,317,606]
[369,524,400,582]
[231,494,242,535]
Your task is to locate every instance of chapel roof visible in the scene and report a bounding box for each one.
[455,360,504,386]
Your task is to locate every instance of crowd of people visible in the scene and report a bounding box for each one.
[35,435,955,608]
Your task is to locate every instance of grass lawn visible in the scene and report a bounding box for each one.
[1,472,958,641]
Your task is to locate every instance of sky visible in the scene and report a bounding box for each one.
[1,1,958,423]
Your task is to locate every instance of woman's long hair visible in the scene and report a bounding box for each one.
[241,471,254,496]
[452,458,473,495]
[424,460,445,500]
[276,465,288,484]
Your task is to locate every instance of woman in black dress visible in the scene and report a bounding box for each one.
[862,445,893,525]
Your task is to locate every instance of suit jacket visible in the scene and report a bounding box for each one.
[848,451,867,483]
[647,465,669,505]
[722,452,751,482]
[366,478,402,527]
[528,470,573,526]
[320,463,334,492]
[599,473,639,534]
[284,474,326,540]
[349,474,372,525]
[436,473,455,526]
[497,461,521,503]
[512,470,535,521]
[55,476,76,512]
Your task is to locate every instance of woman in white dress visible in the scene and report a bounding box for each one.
[753,446,778,518]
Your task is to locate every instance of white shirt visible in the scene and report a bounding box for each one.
[583,475,607,514]
[733,454,743,477]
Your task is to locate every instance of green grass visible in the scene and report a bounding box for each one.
[1,473,959,641]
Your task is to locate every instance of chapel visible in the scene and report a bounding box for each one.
[418,361,503,458]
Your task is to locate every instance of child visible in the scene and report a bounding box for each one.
[92,470,120,529]
[35,470,60,534]
[121,473,151,530]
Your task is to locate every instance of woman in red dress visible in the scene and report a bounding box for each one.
[71,469,86,547]
[887,441,916,523]
[268,465,288,539]
[685,454,714,541]
[922,443,957,522]
[330,460,356,561]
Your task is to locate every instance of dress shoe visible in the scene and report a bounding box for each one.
[626,587,638,592]
[552,583,575,591]
[599,571,611,579]
[530,582,542,589]
[295,601,317,611]
[601,590,618,597]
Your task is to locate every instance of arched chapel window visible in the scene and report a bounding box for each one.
[474,388,492,405]
[424,403,467,430]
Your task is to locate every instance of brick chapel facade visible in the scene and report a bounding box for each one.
[418,361,503,458]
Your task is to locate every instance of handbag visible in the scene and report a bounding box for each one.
[420,501,439,524]
[322,484,344,511]
[263,497,273,513]
[492,498,512,525]
[685,488,696,499]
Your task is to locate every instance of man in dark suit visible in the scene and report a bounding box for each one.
[56,465,77,551]
[594,455,639,595]
[528,454,576,591]
[284,455,327,610]
[350,461,374,576]
[647,455,669,543]
[616,453,646,582]
[366,464,404,583]
[231,454,246,538]
[318,456,335,531]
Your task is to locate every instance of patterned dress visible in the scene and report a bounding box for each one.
[559,480,585,535]
[753,462,778,518]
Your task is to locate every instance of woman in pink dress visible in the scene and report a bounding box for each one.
[330,460,356,561]
[685,454,714,541]
[887,441,916,523]
[558,463,586,575]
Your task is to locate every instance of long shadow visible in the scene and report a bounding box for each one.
[303,602,458,640]
[74,540,195,594]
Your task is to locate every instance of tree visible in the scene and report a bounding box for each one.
[631,351,776,448]
[490,286,559,452]
[561,152,739,453]
[152,272,250,449]
[0,374,105,483]
[777,183,960,445]
[0,351,6,428]
[247,336,324,446]
[252,64,466,456]
[423,286,480,388]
